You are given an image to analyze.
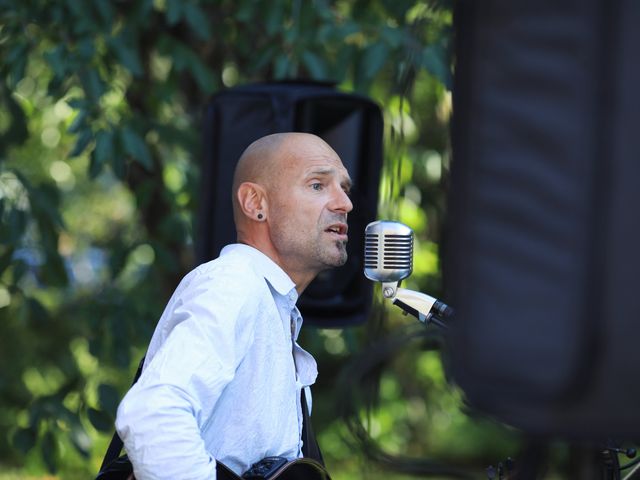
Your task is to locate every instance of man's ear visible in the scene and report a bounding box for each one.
[236,182,268,220]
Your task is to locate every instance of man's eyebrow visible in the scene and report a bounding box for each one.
[306,167,335,176]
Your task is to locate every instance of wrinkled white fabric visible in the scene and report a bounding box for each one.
[115,244,318,480]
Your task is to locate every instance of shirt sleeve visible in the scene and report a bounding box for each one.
[115,265,260,480]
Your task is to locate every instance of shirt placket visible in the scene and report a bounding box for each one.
[288,307,304,457]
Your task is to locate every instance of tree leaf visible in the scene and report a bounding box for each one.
[301,51,327,79]
[183,3,211,41]
[69,425,91,458]
[94,0,115,27]
[27,297,51,326]
[421,42,452,88]
[43,45,67,78]
[1,208,27,244]
[274,55,291,79]
[41,429,58,473]
[91,129,115,178]
[79,68,105,101]
[165,0,183,25]
[188,57,216,94]
[362,42,390,80]
[0,85,29,155]
[76,37,95,61]
[98,383,121,416]
[120,126,152,170]
[0,246,15,275]
[69,129,93,157]
[12,427,37,455]
[67,110,87,134]
[265,2,284,35]
[87,407,113,432]
[108,33,144,77]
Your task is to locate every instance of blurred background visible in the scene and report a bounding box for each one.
[0,0,598,478]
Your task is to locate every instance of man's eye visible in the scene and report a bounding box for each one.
[311,183,323,191]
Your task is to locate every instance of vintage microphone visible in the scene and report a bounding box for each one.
[364,220,453,328]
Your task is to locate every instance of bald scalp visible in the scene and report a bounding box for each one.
[231,132,333,224]
[232,134,284,194]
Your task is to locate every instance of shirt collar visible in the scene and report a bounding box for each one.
[220,243,298,299]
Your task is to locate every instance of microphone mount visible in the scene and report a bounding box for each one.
[381,281,451,329]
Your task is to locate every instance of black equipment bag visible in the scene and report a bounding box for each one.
[196,81,383,328]
[444,0,640,438]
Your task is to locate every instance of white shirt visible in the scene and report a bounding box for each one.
[115,244,318,480]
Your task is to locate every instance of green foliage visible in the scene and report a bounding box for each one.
[0,0,517,478]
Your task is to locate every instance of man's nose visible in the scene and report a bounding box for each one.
[331,187,353,213]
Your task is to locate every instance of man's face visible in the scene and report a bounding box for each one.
[266,138,353,276]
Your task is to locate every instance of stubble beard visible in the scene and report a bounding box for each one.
[316,238,348,268]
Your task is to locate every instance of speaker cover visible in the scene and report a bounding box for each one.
[197,81,383,327]
[444,0,640,438]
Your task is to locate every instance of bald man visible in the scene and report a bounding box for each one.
[115,133,353,479]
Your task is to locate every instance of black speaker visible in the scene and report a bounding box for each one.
[444,0,640,438]
[196,81,383,327]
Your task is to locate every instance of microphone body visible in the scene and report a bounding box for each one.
[364,220,453,327]
[364,220,413,283]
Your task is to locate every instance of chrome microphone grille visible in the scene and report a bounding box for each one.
[363,220,413,282]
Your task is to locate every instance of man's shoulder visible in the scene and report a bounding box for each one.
[188,248,264,286]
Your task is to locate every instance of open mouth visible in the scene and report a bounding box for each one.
[325,223,348,237]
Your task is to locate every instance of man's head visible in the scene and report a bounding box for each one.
[232,132,353,293]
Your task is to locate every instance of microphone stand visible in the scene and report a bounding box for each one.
[381,282,452,329]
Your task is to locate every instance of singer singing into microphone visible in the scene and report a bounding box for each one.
[114,133,353,479]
